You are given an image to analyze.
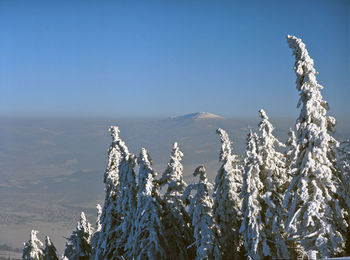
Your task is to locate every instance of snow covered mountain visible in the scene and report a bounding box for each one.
[166,112,225,126]
[175,112,223,120]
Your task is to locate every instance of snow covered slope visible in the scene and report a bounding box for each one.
[166,112,224,126]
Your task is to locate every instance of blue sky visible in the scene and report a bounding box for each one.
[0,0,349,118]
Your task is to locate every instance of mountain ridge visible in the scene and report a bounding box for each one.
[170,112,224,121]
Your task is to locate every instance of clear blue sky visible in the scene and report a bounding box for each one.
[0,0,349,118]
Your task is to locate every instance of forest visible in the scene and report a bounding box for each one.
[22,36,350,260]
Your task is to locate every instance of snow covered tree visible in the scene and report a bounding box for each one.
[284,129,299,257]
[337,140,350,210]
[64,212,93,260]
[256,109,289,259]
[94,126,137,259]
[130,148,167,259]
[213,128,243,259]
[283,35,347,258]
[158,142,194,259]
[110,135,137,258]
[258,109,288,190]
[183,165,221,260]
[240,131,267,260]
[43,236,58,260]
[95,204,102,232]
[285,128,297,184]
[23,230,44,260]
[94,126,122,258]
[90,204,102,257]
[337,140,350,255]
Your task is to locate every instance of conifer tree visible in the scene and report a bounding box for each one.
[283,35,347,258]
[283,129,302,256]
[95,126,137,259]
[90,204,102,257]
[130,148,167,259]
[285,129,297,184]
[23,230,44,260]
[43,236,58,260]
[94,126,122,258]
[337,140,350,255]
[257,109,289,259]
[112,149,137,259]
[337,140,350,212]
[158,142,194,259]
[95,204,102,232]
[183,166,221,260]
[213,128,243,259]
[64,212,93,260]
[240,131,266,260]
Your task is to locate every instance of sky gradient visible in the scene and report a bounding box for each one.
[0,0,349,118]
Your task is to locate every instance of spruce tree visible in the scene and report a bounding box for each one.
[285,128,297,186]
[337,140,350,255]
[90,204,102,257]
[257,109,289,259]
[337,140,350,213]
[64,212,93,260]
[213,128,243,259]
[94,126,122,258]
[113,157,137,258]
[111,133,137,259]
[183,165,221,260]
[130,148,167,259]
[23,230,44,260]
[95,126,137,259]
[158,142,194,259]
[240,131,266,260]
[43,236,58,260]
[283,35,347,258]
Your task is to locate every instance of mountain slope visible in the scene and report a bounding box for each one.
[165,112,224,126]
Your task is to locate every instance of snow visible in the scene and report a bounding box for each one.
[192,112,224,120]
[158,142,195,259]
[183,165,221,260]
[98,126,138,259]
[64,212,93,259]
[283,35,347,258]
[240,131,264,260]
[130,148,167,259]
[23,230,43,260]
[171,112,224,122]
[213,128,243,258]
[257,109,289,259]
[44,236,58,260]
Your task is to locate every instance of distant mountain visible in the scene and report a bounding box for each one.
[164,112,225,126]
[174,112,224,120]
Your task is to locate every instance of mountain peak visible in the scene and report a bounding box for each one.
[190,112,224,120]
[170,112,224,123]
